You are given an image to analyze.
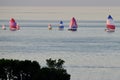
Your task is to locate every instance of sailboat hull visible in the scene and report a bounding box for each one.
[10,28,17,31]
[105,29,115,32]
[59,26,64,30]
[68,28,77,31]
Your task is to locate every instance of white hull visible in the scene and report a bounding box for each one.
[105,29,115,32]
[10,28,17,31]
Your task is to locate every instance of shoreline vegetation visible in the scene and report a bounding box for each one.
[0,58,70,80]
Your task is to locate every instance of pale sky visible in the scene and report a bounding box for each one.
[0,0,120,6]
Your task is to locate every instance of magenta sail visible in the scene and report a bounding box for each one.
[9,18,20,31]
[68,17,78,31]
[105,15,116,32]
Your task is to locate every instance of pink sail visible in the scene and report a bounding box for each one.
[9,18,17,31]
[68,17,78,31]
[106,15,115,32]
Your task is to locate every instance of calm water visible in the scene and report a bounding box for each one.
[0,7,120,80]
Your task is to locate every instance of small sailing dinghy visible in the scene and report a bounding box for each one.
[9,18,17,31]
[68,17,78,31]
[105,15,115,32]
[2,24,6,30]
[58,21,64,30]
[48,24,52,30]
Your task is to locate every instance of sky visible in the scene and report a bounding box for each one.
[0,0,120,6]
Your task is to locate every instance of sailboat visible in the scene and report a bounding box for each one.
[9,18,19,31]
[68,17,78,31]
[58,21,64,30]
[48,24,52,30]
[105,15,115,32]
[2,24,6,30]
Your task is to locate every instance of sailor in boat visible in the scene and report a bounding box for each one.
[2,24,6,30]
[48,24,52,30]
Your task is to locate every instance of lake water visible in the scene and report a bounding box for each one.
[0,7,120,80]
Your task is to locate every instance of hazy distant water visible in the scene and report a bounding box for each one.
[0,7,120,80]
[0,6,120,20]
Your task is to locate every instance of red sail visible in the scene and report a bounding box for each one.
[9,18,17,31]
[106,25,115,29]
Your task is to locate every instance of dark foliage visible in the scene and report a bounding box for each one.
[0,59,40,80]
[0,58,70,80]
[46,58,65,69]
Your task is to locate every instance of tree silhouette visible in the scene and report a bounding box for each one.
[0,59,40,80]
[0,58,70,80]
[46,58,65,69]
